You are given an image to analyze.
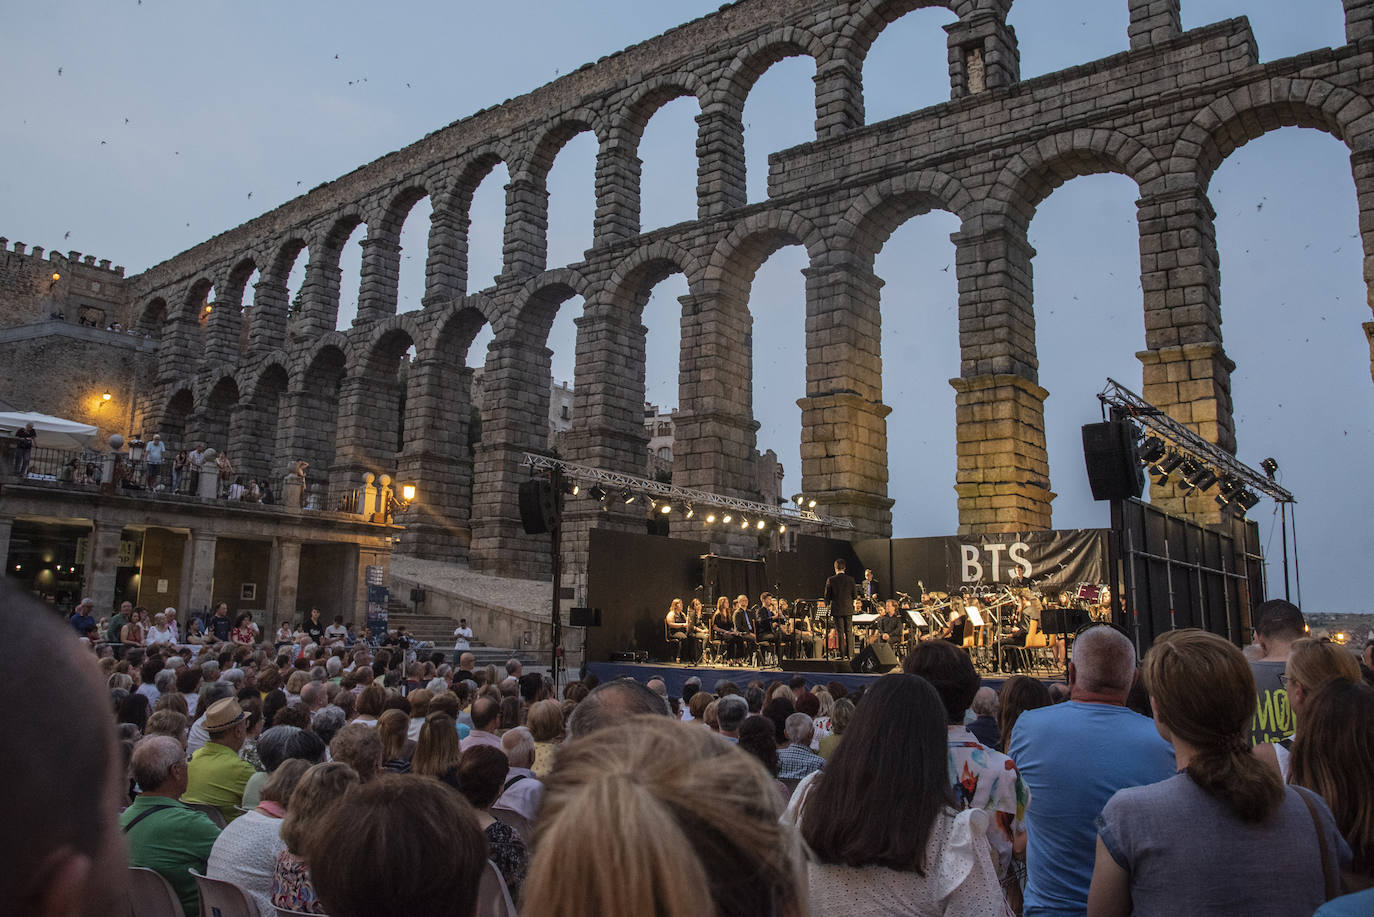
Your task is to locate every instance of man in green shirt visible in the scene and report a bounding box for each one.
[183,697,255,822]
[107,600,131,650]
[120,736,220,917]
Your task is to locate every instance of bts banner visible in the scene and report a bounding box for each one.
[945,530,1108,588]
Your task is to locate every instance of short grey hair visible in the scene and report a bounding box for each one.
[784,712,815,745]
[310,667,328,683]
[501,726,535,767]
[505,658,522,675]
[108,673,133,691]
[199,681,234,710]
[154,669,177,693]
[200,660,220,680]
[971,686,998,717]
[426,677,448,694]
[716,694,748,732]
[1072,626,1138,695]
[221,668,244,685]
[326,657,342,676]
[131,735,185,791]
[311,705,347,745]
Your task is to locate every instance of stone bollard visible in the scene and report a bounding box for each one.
[282,471,304,513]
[198,448,220,498]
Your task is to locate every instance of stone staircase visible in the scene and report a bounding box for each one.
[385,599,546,670]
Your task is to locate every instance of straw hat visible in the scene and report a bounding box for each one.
[203,697,246,733]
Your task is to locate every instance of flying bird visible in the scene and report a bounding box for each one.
[57,67,63,76]
[64,231,71,239]
[247,192,253,199]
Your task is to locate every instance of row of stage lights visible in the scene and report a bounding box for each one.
[559,482,830,534]
[1137,435,1263,516]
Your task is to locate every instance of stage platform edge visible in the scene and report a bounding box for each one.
[584,661,1060,697]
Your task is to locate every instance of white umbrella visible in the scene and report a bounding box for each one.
[0,411,99,450]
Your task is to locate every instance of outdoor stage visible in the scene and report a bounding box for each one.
[583,660,1057,696]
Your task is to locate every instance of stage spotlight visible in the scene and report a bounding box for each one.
[740,517,750,529]
[683,504,694,519]
[705,512,717,524]
[1260,457,1279,480]
[756,519,767,530]
[587,485,605,502]
[792,493,805,507]
[807,498,817,509]
[721,513,732,524]
[1214,477,1241,510]
[659,503,672,514]
[1233,489,1261,514]
[1138,437,1167,464]
[777,524,787,534]
[1152,452,1184,484]
[1188,468,1219,493]
[621,489,636,504]
[1177,460,1203,493]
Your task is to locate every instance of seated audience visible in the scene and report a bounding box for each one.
[1089,629,1349,915]
[207,758,309,917]
[527,697,564,775]
[968,686,1001,750]
[378,708,416,772]
[778,712,825,780]
[272,762,360,915]
[997,675,1051,757]
[241,726,326,808]
[307,774,487,917]
[122,735,222,917]
[1007,626,1175,916]
[818,697,853,760]
[183,697,256,822]
[463,695,504,751]
[791,674,1004,914]
[328,722,384,784]
[523,716,804,916]
[412,711,463,790]
[498,726,545,825]
[459,744,530,901]
[737,714,788,803]
[566,678,671,738]
[717,693,749,742]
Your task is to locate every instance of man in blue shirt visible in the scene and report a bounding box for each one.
[1006,626,1175,917]
[69,597,96,637]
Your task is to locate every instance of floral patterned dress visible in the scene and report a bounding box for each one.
[272,850,327,914]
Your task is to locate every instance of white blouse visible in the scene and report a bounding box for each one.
[206,809,286,917]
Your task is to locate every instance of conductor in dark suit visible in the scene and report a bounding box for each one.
[824,559,857,658]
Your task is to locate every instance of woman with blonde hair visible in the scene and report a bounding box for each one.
[272,761,360,915]
[377,708,415,772]
[523,716,805,917]
[526,698,564,777]
[1255,637,1361,779]
[411,711,462,790]
[1089,629,1349,916]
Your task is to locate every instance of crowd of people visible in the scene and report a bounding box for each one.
[5,589,1372,917]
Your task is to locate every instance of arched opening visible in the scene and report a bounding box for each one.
[1183,2,1345,61]
[873,213,963,536]
[395,194,433,313]
[749,247,810,503]
[1008,0,1125,79]
[1028,172,1144,530]
[742,55,818,203]
[234,267,261,355]
[862,6,959,122]
[159,388,194,449]
[468,162,510,293]
[136,298,167,340]
[335,222,367,330]
[1209,128,1369,610]
[197,376,240,453]
[186,280,214,361]
[292,345,348,489]
[540,294,585,454]
[639,97,700,231]
[641,273,689,478]
[544,130,598,268]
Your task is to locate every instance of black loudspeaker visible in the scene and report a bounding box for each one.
[785,659,853,674]
[519,478,559,534]
[569,607,602,627]
[854,643,899,674]
[1082,421,1145,501]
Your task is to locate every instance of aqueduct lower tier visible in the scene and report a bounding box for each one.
[127,0,1374,578]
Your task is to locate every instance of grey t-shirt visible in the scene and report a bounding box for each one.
[1098,774,1348,916]
[1249,660,1293,745]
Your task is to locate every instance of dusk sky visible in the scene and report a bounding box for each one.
[2,1,1368,611]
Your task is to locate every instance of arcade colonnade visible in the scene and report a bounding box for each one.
[125,0,1374,578]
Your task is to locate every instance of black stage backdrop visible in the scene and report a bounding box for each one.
[584,528,709,662]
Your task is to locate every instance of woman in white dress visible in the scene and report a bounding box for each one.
[788,673,1006,917]
[207,759,309,917]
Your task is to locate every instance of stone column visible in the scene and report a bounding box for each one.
[1346,0,1374,43]
[502,177,549,281]
[330,374,386,490]
[83,521,124,612]
[813,58,863,139]
[425,208,470,304]
[563,310,650,473]
[469,334,556,578]
[1351,151,1374,317]
[0,516,13,570]
[290,260,344,343]
[950,222,1053,532]
[247,273,289,354]
[1136,186,1233,522]
[696,107,747,218]
[593,138,642,246]
[270,539,301,627]
[356,235,402,325]
[796,261,893,538]
[184,531,217,616]
[396,360,474,560]
[204,290,243,366]
[1128,0,1182,50]
[945,10,1020,98]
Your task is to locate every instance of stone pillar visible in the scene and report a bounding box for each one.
[0,516,14,570]
[330,374,386,490]
[1136,186,1234,522]
[184,531,217,616]
[397,361,474,559]
[204,290,243,365]
[796,261,893,538]
[951,222,1053,532]
[945,10,1020,99]
[1366,322,1374,388]
[469,334,556,577]
[502,176,549,280]
[593,138,642,246]
[271,538,301,627]
[1346,0,1374,43]
[696,107,747,218]
[247,273,289,354]
[813,58,863,139]
[291,259,344,342]
[1351,151,1374,316]
[84,521,124,613]
[355,235,402,325]
[425,208,469,304]
[1128,0,1182,50]
[563,310,650,473]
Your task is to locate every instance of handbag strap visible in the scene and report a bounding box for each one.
[121,802,177,835]
[1296,787,1340,902]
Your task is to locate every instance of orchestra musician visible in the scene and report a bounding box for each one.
[824,559,857,658]
[755,592,781,664]
[731,594,758,664]
[791,601,824,659]
[686,597,709,663]
[711,596,741,663]
[876,598,905,651]
[664,598,689,663]
[860,568,881,609]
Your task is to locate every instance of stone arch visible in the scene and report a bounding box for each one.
[231,359,291,483]
[249,236,309,353]
[714,26,826,109]
[519,108,611,181]
[239,353,291,406]
[135,297,168,340]
[1170,77,1374,189]
[613,73,709,147]
[603,239,708,314]
[192,374,240,455]
[295,213,368,335]
[706,208,830,303]
[295,334,352,386]
[504,267,593,341]
[838,0,979,63]
[838,169,977,267]
[282,341,349,496]
[210,256,258,361]
[357,317,421,376]
[423,299,492,364]
[986,128,1166,224]
[429,146,513,297]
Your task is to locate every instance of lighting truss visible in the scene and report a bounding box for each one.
[1098,378,1295,504]
[521,453,854,530]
